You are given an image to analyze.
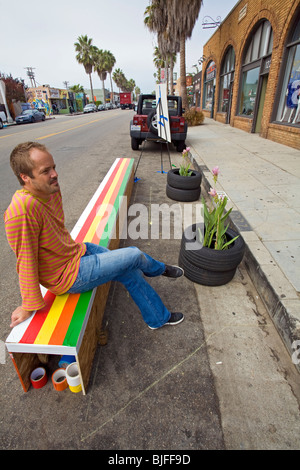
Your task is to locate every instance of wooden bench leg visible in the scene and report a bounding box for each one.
[9,352,40,392]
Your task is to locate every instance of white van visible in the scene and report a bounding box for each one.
[0,104,7,129]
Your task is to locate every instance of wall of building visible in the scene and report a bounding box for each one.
[201,0,300,150]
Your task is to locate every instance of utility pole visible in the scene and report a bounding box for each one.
[24,67,37,88]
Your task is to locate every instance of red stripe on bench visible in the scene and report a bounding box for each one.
[75,159,123,243]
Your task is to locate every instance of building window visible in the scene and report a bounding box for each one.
[218,47,235,113]
[275,12,300,125]
[203,61,216,110]
[239,20,273,117]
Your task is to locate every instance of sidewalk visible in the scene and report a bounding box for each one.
[186,118,300,368]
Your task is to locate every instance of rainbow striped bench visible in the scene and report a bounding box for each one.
[5,158,135,395]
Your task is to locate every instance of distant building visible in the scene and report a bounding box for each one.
[26,86,86,115]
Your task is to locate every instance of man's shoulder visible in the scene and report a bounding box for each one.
[4,190,43,221]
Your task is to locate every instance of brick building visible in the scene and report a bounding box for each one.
[200,0,300,150]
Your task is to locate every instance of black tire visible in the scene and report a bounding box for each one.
[166,183,200,202]
[167,168,202,190]
[131,137,139,150]
[180,224,245,273]
[175,140,186,152]
[42,115,45,121]
[179,250,237,286]
[0,119,3,129]
[147,110,158,134]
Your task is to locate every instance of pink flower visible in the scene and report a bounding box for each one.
[208,187,217,197]
[212,166,220,176]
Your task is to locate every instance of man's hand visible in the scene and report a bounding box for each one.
[10,306,33,328]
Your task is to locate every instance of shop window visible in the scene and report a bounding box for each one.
[275,12,300,126]
[218,47,235,113]
[203,61,216,111]
[239,20,273,117]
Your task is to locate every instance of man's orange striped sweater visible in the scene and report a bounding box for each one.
[4,189,86,311]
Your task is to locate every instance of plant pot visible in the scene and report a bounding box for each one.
[178,223,245,286]
[166,168,202,202]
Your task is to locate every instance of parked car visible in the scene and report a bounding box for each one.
[83,104,98,113]
[15,109,46,124]
[98,104,106,111]
[130,94,188,151]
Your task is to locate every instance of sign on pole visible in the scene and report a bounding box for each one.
[155,83,171,143]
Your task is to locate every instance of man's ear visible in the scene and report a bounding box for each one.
[20,173,30,184]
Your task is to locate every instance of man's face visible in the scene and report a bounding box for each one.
[21,148,60,200]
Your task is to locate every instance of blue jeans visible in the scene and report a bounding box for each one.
[67,242,171,328]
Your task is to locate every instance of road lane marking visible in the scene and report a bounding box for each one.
[36,117,104,140]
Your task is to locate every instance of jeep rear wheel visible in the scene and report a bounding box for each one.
[175,140,186,152]
[131,137,139,150]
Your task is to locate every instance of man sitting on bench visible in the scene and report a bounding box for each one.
[4,142,184,331]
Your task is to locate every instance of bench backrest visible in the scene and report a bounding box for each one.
[6,158,134,353]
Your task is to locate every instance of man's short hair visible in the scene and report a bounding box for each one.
[10,142,48,185]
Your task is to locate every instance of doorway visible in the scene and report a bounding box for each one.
[254,74,268,133]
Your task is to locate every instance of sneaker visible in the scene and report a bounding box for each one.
[148,312,184,329]
[162,265,184,278]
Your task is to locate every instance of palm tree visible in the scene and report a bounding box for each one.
[165,0,202,109]
[144,0,202,109]
[105,51,116,103]
[74,35,97,103]
[94,48,110,105]
[153,46,164,84]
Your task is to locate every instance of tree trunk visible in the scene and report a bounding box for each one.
[89,73,95,103]
[180,36,189,111]
[102,80,106,106]
[109,73,113,103]
[170,55,174,95]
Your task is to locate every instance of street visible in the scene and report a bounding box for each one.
[1,111,300,451]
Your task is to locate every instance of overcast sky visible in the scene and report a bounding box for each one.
[1,0,238,94]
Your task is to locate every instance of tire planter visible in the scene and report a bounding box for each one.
[166,183,201,202]
[166,168,202,202]
[178,223,245,286]
[167,168,202,190]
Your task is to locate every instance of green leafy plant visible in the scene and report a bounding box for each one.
[179,147,193,176]
[200,166,239,250]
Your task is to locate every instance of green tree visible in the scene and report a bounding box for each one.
[105,51,116,103]
[144,0,202,108]
[94,48,110,105]
[74,35,97,103]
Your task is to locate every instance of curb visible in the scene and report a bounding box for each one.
[189,150,300,374]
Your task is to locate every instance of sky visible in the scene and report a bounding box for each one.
[1,0,238,94]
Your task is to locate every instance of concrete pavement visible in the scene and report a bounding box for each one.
[186,119,300,372]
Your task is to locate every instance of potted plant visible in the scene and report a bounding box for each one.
[166,147,202,202]
[178,166,245,285]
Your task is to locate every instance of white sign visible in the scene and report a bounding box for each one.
[155,83,171,143]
